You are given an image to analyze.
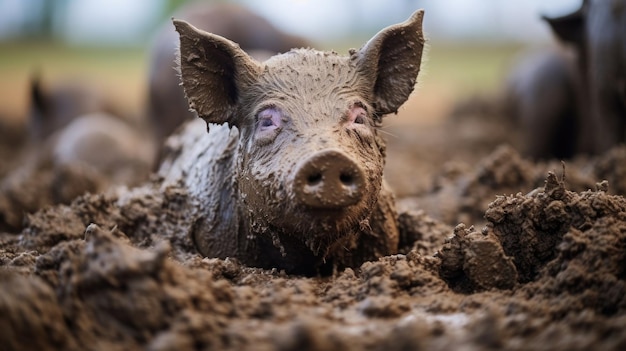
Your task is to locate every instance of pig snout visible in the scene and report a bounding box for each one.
[293,150,365,209]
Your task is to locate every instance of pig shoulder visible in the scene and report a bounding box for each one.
[159,120,241,257]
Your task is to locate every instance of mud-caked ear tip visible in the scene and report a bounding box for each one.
[172,18,194,35]
[356,8,426,116]
[410,9,425,26]
[407,9,426,42]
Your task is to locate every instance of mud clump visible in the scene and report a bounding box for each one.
[0,161,103,232]
[487,172,626,288]
[438,223,518,292]
[0,271,74,350]
[4,224,233,351]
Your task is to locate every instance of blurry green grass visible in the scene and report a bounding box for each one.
[0,40,521,91]
[0,42,149,120]
[0,41,147,76]
[0,40,522,122]
[324,39,522,94]
[425,43,523,94]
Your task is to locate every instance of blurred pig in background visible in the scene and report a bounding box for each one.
[544,0,626,154]
[0,72,152,233]
[503,0,626,160]
[28,74,126,141]
[503,48,584,160]
[0,106,153,232]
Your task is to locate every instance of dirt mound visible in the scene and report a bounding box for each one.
[398,144,626,227]
[2,146,626,350]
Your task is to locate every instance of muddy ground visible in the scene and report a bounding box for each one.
[2,99,626,350]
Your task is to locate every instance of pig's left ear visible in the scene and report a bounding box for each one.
[174,19,262,127]
[356,10,425,116]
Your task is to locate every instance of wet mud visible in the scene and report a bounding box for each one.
[2,131,626,349]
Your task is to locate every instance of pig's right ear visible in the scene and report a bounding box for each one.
[173,19,262,127]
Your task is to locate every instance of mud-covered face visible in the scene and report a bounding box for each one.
[235,51,387,253]
[174,10,425,255]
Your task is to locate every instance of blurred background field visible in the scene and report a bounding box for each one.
[0,41,522,127]
[0,0,580,126]
[0,43,146,124]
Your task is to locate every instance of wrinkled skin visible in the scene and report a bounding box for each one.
[147,2,311,153]
[159,10,425,275]
[504,48,585,159]
[545,0,626,154]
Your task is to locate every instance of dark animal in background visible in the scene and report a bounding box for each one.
[29,75,121,142]
[504,48,583,159]
[0,109,154,232]
[147,2,311,152]
[504,0,625,159]
[544,0,626,154]
[159,10,426,275]
[0,75,152,232]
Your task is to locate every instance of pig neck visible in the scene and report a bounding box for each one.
[231,167,347,275]
[242,226,345,275]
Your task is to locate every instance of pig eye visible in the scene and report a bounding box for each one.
[257,107,282,132]
[260,118,274,128]
[354,114,365,124]
[347,104,368,127]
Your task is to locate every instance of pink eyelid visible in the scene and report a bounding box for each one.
[258,107,282,131]
[347,106,367,124]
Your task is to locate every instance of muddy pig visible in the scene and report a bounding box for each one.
[159,10,426,275]
[504,48,584,159]
[147,2,311,153]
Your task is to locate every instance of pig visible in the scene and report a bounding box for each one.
[0,112,153,232]
[51,113,153,186]
[159,10,426,275]
[147,2,311,153]
[544,0,626,154]
[503,48,585,159]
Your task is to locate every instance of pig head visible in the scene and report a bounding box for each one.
[163,10,425,274]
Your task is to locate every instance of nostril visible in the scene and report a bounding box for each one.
[339,172,353,185]
[294,150,365,209]
[307,173,323,186]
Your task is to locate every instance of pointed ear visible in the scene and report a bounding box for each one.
[173,19,262,127]
[30,72,48,117]
[356,10,426,116]
[542,2,586,48]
